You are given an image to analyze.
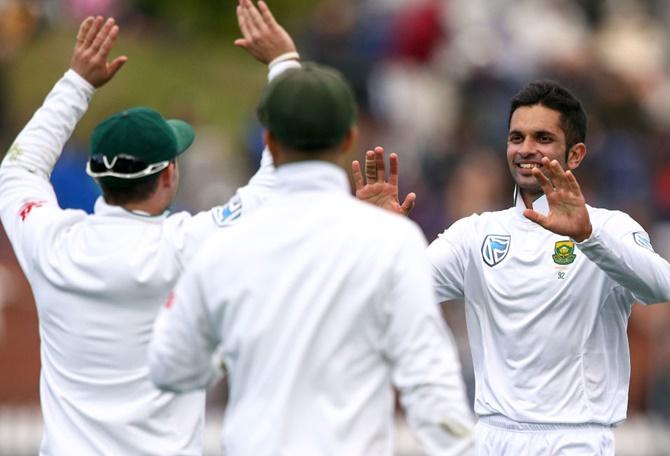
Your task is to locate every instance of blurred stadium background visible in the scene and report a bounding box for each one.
[0,0,669,454]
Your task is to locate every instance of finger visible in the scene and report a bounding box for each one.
[400,192,416,215]
[96,24,119,60]
[236,4,252,40]
[388,152,399,187]
[564,170,582,195]
[257,1,278,27]
[351,160,364,191]
[547,159,569,188]
[523,208,547,227]
[76,17,95,45]
[91,18,115,53]
[83,16,104,47]
[365,150,376,183]
[532,166,554,196]
[243,0,266,33]
[374,146,386,182]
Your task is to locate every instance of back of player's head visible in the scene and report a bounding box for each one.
[257,63,357,152]
[87,107,194,204]
[508,80,587,148]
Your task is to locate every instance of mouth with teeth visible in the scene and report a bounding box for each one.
[516,162,543,175]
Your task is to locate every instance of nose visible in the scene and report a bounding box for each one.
[517,137,536,156]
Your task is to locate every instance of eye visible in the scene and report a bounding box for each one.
[538,134,553,143]
[508,134,522,143]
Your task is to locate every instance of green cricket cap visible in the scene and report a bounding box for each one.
[89,107,194,185]
[257,63,357,150]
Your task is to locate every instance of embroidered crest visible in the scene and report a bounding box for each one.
[633,231,654,252]
[481,235,511,267]
[552,240,576,265]
[212,194,242,227]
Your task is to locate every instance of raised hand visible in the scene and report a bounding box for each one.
[234,0,297,64]
[523,157,592,242]
[352,146,416,216]
[70,16,127,88]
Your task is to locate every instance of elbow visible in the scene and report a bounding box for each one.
[148,347,184,393]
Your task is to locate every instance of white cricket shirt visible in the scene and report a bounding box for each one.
[427,193,670,425]
[0,70,276,455]
[149,161,475,456]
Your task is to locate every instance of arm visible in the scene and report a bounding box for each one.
[385,224,474,455]
[229,0,302,211]
[576,215,670,305]
[0,17,125,263]
[352,146,416,215]
[426,218,471,302]
[523,157,670,304]
[149,253,222,392]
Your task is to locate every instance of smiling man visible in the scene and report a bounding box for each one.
[354,80,670,455]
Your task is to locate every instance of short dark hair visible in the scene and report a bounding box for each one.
[98,172,161,206]
[508,80,587,147]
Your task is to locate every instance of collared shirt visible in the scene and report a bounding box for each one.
[427,193,670,425]
[0,70,275,455]
[149,161,475,456]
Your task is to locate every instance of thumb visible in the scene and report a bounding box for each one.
[400,192,416,216]
[108,55,127,78]
[523,209,546,227]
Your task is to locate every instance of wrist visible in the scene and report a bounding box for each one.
[268,51,300,69]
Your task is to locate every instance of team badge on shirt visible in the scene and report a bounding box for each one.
[481,234,511,267]
[552,240,576,265]
[633,231,654,252]
[212,194,242,226]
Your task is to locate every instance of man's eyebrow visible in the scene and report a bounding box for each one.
[534,130,557,137]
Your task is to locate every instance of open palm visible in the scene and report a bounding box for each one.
[523,157,592,242]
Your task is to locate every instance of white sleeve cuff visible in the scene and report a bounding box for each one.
[64,69,96,97]
[268,57,302,82]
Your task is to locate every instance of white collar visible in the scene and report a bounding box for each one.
[275,161,350,195]
[93,197,168,222]
[513,186,549,217]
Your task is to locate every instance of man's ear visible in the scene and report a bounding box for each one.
[567,143,586,170]
[340,126,359,154]
[160,162,177,187]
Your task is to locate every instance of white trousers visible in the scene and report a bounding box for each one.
[475,415,615,455]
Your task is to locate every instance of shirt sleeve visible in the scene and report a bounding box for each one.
[426,217,474,302]
[148,247,223,392]
[576,211,670,305]
[384,223,475,455]
[0,70,94,272]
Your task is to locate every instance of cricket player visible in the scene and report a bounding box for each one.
[0,11,297,455]
[353,81,670,454]
[148,4,475,454]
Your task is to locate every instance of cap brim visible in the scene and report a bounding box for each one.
[167,119,195,156]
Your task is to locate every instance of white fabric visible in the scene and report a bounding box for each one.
[427,193,670,427]
[475,417,615,455]
[0,70,275,455]
[149,161,475,456]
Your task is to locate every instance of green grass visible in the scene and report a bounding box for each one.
[6,25,274,161]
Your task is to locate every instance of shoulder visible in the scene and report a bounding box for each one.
[587,205,644,233]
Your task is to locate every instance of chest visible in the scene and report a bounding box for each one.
[469,221,601,311]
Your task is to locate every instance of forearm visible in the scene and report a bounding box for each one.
[394,318,475,455]
[578,225,670,304]
[2,70,94,178]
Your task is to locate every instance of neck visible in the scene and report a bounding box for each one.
[520,188,543,209]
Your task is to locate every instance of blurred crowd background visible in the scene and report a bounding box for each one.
[0,0,669,454]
